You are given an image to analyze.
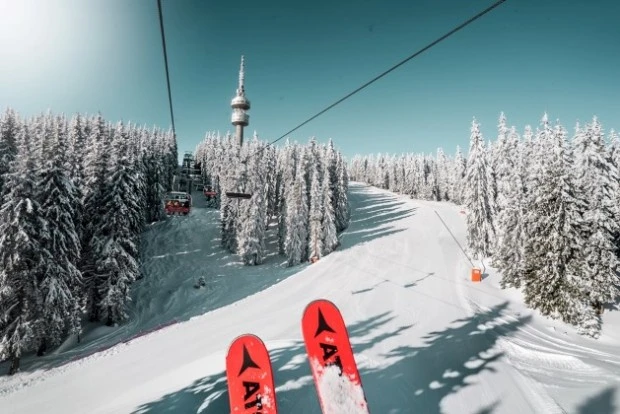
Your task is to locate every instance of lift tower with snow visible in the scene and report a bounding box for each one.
[230,55,250,147]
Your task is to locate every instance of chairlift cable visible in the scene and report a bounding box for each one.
[247,0,509,160]
[157,0,177,138]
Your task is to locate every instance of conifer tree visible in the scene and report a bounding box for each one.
[285,155,308,266]
[451,146,466,204]
[521,122,589,322]
[143,129,167,223]
[237,141,268,265]
[573,117,620,317]
[94,122,141,325]
[0,108,20,195]
[308,164,323,260]
[0,124,47,374]
[334,153,350,231]
[221,139,242,253]
[67,114,87,244]
[464,118,495,259]
[277,142,297,255]
[164,128,178,191]
[491,113,508,211]
[34,116,83,353]
[321,159,339,255]
[81,114,111,321]
[496,138,527,289]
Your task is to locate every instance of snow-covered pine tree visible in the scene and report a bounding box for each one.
[94,122,141,326]
[390,155,405,194]
[273,141,288,230]
[450,145,466,204]
[264,144,278,219]
[33,116,83,354]
[127,124,148,240]
[237,140,268,265]
[164,128,178,192]
[573,116,620,319]
[284,151,309,266]
[493,114,514,217]
[67,114,87,245]
[412,155,425,199]
[486,139,498,216]
[357,154,371,185]
[308,163,323,260]
[373,154,387,189]
[609,128,620,163]
[397,155,407,195]
[277,141,297,255]
[514,125,535,220]
[0,108,20,196]
[435,149,450,201]
[306,137,321,191]
[401,154,414,197]
[609,129,620,247]
[195,133,211,189]
[334,152,350,231]
[220,138,242,253]
[0,124,47,375]
[521,121,591,327]
[496,137,524,288]
[491,113,509,212]
[325,139,340,196]
[321,157,339,255]
[81,113,112,321]
[220,192,235,251]
[516,116,553,288]
[424,156,439,200]
[464,118,495,259]
[143,128,166,223]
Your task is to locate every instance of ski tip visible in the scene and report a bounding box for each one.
[226,333,267,355]
[303,298,339,312]
[228,333,263,344]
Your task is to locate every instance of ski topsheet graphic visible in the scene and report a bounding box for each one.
[226,334,278,413]
[302,299,370,413]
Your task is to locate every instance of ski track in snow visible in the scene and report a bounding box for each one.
[0,183,619,413]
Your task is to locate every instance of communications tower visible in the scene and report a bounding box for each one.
[231,55,250,146]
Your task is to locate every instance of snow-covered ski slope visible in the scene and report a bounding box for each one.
[1,182,619,413]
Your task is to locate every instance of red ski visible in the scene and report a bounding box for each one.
[301,299,370,413]
[225,334,278,413]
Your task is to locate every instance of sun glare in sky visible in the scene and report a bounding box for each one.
[1,0,76,84]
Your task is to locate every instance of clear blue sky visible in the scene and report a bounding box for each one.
[1,0,619,160]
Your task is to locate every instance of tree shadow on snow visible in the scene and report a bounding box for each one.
[603,287,620,313]
[351,272,433,294]
[576,387,617,414]
[361,301,530,414]
[132,301,529,414]
[474,400,501,414]
[338,186,416,252]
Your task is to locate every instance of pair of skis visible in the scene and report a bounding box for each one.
[225,299,369,413]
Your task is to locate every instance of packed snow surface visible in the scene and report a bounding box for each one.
[312,359,368,414]
[1,182,619,413]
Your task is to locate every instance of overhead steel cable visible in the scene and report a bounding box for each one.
[157,0,176,137]
[246,0,508,161]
